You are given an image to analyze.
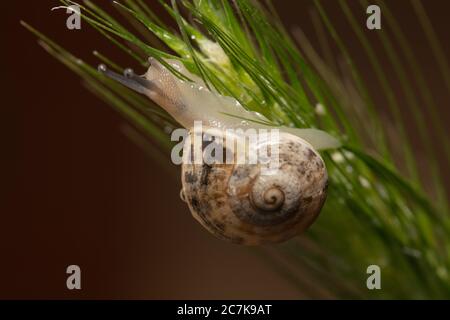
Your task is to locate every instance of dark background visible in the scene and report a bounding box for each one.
[1,1,449,299]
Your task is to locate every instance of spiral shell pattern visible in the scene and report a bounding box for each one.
[181,128,328,245]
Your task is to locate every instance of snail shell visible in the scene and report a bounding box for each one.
[181,127,328,245]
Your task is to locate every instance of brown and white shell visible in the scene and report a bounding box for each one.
[181,128,328,245]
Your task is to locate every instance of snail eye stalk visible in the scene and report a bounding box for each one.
[97,64,153,94]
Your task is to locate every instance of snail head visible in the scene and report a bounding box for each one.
[97,64,154,95]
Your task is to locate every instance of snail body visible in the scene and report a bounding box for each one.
[98,58,337,244]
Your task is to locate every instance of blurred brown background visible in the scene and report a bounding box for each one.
[1,1,449,299]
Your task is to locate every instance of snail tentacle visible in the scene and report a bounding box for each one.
[98,64,154,94]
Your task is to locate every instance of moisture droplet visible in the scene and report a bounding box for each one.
[124,68,135,78]
[98,64,107,72]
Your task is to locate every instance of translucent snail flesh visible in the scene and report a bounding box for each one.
[98,58,338,245]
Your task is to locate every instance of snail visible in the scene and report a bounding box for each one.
[98,57,339,244]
